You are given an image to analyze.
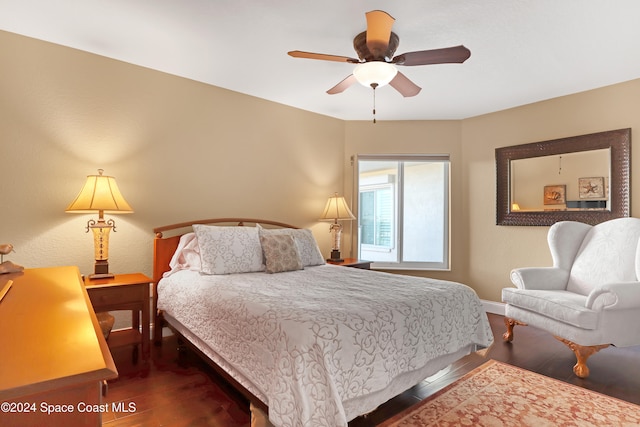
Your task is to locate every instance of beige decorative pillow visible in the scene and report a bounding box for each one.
[257,225,325,266]
[260,234,303,274]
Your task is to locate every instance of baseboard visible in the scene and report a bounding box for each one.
[482,300,505,316]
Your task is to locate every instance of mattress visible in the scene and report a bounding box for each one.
[157,264,493,427]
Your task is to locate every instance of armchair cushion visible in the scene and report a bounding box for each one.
[502,288,596,329]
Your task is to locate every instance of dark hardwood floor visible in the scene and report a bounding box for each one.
[103,313,640,426]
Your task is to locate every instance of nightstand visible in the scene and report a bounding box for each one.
[327,258,371,270]
[84,273,151,363]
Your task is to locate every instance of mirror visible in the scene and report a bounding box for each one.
[496,128,631,226]
[511,149,610,211]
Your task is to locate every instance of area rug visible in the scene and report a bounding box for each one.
[379,359,640,427]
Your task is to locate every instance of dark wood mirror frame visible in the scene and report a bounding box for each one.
[496,128,631,226]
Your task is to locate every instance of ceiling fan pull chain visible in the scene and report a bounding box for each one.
[371,82,378,123]
[558,155,562,175]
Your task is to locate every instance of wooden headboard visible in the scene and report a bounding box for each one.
[151,218,298,343]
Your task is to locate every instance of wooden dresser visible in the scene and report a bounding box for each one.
[0,266,118,426]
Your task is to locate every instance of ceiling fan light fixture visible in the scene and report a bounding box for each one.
[353,61,397,88]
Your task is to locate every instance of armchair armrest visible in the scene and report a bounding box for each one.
[586,282,640,310]
[510,267,569,290]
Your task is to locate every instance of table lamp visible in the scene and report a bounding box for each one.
[319,193,355,262]
[66,169,133,279]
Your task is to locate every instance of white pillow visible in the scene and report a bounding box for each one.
[193,225,264,275]
[257,224,325,266]
[164,232,201,277]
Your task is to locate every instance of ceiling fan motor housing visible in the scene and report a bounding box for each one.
[353,31,399,62]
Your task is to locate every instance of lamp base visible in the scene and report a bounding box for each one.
[90,259,113,280]
[327,250,344,263]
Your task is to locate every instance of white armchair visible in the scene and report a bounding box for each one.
[502,217,640,378]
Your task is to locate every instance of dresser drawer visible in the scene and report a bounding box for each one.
[87,284,146,307]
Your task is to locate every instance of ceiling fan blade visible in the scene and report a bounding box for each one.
[389,72,421,97]
[288,50,359,63]
[365,10,395,59]
[327,74,357,94]
[392,45,471,66]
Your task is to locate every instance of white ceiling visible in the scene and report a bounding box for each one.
[2,1,640,121]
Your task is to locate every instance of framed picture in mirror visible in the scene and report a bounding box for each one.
[544,185,566,205]
[578,177,605,199]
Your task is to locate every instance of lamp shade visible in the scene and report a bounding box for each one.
[319,193,355,221]
[353,61,398,88]
[66,169,133,214]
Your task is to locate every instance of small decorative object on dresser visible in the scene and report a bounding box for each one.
[0,243,23,274]
[0,243,13,260]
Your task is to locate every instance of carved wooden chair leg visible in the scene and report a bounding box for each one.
[503,317,527,342]
[554,337,610,378]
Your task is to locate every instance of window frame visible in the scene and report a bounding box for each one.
[355,154,451,271]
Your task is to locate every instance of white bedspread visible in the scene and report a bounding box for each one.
[157,264,493,427]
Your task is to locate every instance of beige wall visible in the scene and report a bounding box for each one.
[2,30,639,304]
[345,81,640,302]
[0,30,344,277]
[462,79,640,300]
[343,120,466,284]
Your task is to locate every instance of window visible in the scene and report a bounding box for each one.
[356,155,450,270]
[360,184,393,249]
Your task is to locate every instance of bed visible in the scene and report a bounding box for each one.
[152,218,494,427]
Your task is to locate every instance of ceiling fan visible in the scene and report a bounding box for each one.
[288,10,471,98]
